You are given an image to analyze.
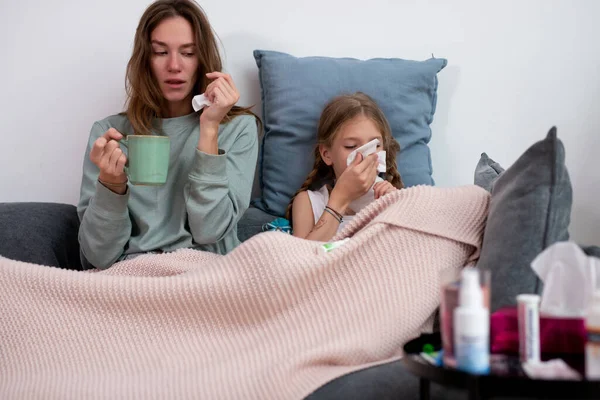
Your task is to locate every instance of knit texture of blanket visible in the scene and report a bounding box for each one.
[0,185,489,399]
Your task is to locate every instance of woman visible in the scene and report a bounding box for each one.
[77,0,259,269]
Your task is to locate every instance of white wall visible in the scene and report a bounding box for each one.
[2,0,599,245]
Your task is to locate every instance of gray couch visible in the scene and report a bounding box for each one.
[0,127,589,399]
[0,201,276,271]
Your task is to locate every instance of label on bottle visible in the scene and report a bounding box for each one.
[518,301,540,363]
[455,333,490,374]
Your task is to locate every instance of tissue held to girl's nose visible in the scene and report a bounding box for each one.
[345,138,387,213]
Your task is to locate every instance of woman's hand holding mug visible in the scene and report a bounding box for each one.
[90,128,128,194]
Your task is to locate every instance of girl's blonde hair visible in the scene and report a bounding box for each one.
[124,0,259,134]
[285,92,404,220]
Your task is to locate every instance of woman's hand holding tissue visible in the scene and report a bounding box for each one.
[373,180,396,199]
[197,71,240,154]
[329,153,379,212]
[90,128,128,195]
[200,72,239,125]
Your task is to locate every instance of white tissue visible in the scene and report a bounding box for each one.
[346,139,386,173]
[522,359,581,380]
[345,138,387,213]
[192,93,213,112]
[531,241,600,317]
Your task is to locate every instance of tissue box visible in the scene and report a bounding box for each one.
[490,307,586,355]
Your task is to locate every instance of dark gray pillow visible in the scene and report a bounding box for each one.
[474,152,505,193]
[478,127,572,312]
[0,202,82,270]
[583,246,600,258]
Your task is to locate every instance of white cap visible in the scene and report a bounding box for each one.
[459,268,483,308]
[589,290,600,306]
[516,294,541,304]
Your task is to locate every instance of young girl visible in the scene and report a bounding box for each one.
[287,92,404,242]
[77,0,260,269]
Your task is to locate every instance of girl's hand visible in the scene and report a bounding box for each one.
[329,153,379,210]
[199,72,240,129]
[373,180,396,199]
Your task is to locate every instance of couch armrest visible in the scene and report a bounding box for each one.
[0,202,82,270]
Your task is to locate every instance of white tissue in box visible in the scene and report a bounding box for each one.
[531,241,600,317]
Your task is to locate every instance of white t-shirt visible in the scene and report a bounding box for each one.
[305,186,354,234]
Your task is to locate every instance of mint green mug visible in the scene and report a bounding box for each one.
[120,135,170,185]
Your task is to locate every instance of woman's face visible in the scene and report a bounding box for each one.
[150,16,199,112]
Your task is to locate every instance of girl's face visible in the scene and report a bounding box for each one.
[320,115,383,179]
[150,16,199,116]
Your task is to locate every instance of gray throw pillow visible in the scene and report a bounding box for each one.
[474,152,505,193]
[477,127,573,312]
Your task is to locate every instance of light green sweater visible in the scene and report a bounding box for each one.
[77,112,258,270]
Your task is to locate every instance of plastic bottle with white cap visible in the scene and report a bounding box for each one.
[585,290,600,379]
[454,268,490,374]
[517,294,541,364]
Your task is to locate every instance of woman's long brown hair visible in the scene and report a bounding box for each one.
[285,92,404,221]
[125,0,258,134]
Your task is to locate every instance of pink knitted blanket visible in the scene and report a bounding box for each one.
[0,185,489,399]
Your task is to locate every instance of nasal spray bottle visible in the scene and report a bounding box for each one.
[454,268,490,374]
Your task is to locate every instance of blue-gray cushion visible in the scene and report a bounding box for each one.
[478,127,573,312]
[252,50,447,217]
